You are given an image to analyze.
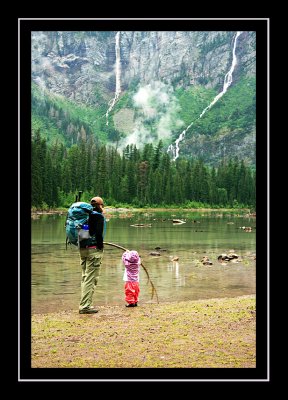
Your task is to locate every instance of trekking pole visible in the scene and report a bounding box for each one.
[103,241,159,303]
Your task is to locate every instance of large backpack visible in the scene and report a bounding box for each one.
[65,201,93,247]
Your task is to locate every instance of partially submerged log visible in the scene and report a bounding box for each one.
[172,219,186,225]
[130,223,152,227]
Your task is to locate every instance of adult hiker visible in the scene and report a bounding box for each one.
[78,196,105,314]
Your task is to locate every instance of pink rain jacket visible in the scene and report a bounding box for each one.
[122,250,140,282]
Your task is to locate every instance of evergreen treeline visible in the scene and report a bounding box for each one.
[32,131,256,210]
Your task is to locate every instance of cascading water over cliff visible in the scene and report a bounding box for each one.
[167,31,243,160]
[106,31,121,125]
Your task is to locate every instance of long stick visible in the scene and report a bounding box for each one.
[103,241,159,303]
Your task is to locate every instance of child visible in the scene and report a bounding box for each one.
[122,250,140,307]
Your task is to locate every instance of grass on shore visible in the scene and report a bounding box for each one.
[32,295,255,368]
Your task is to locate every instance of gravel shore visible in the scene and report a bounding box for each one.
[32,294,256,369]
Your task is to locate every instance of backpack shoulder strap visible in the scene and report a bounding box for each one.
[90,211,107,237]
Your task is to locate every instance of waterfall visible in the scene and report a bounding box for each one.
[106,31,121,125]
[168,31,242,160]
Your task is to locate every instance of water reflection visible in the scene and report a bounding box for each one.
[31,211,256,314]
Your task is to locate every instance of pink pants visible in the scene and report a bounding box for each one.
[125,281,140,304]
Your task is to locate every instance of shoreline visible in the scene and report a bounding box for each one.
[32,295,256,368]
[31,207,255,216]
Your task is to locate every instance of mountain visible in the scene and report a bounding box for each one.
[32,30,256,167]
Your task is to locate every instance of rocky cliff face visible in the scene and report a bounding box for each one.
[121,31,255,89]
[32,31,255,105]
[32,30,256,166]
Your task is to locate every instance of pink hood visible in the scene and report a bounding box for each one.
[122,250,140,265]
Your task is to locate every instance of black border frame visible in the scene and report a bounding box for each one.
[19,17,269,383]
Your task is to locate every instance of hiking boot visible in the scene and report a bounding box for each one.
[79,308,98,314]
[125,303,136,307]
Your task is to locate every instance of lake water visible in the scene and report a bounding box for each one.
[31,210,256,314]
